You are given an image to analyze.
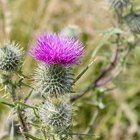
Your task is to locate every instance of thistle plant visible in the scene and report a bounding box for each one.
[30,33,84,98]
[29,32,84,139]
[0,31,84,140]
[0,0,140,140]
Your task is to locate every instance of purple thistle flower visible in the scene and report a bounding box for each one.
[30,33,85,65]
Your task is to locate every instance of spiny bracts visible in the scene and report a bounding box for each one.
[0,42,23,71]
[33,63,74,97]
[38,99,72,129]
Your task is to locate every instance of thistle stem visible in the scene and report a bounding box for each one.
[84,109,99,134]
[8,79,29,140]
[71,6,122,102]
[74,59,96,84]
[24,133,42,140]
[42,128,47,140]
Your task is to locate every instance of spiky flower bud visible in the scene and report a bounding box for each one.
[109,0,131,9]
[33,63,73,97]
[125,13,140,34]
[60,25,80,39]
[38,100,72,129]
[0,42,23,71]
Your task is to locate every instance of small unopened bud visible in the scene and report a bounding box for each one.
[125,13,140,34]
[38,100,72,129]
[60,25,80,39]
[0,42,23,71]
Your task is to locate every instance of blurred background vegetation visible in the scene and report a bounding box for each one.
[0,0,140,140]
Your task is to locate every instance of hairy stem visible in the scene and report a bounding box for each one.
[8,79,29,140]
[71,7,122,103]
[70,44,119,102]
[84,109,99,134]
[95,43,119,87]
[24,133,42,140]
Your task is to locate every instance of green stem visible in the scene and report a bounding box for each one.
[8,80,29,140]
[42,128,47,140]
[0,101,15,107]
[74,60,95,84]
[15,101,37,109]
[84,109,99,134]
[29,122,41,128]
[15,101,40,118]
[16,105,29,139]
[21,82,34,89]
[24,133,42,140]
[24,88,34,102]
[53,134,61,140]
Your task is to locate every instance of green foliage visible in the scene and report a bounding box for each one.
[0,0,140,140]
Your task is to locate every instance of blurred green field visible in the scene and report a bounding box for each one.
[0,0,140,140]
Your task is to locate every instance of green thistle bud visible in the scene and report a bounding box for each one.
[38,99,72,129]
[125,13,140,34]
[0,42,23,71]
[109,0,131,9]
[60,25,80,39]
[33,63,74,97]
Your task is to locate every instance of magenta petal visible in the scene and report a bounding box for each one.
[29,33,85,65]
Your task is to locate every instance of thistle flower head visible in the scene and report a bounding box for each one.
[125,13,140,34]
[38,100,72,129]
[33,63,74,97]
[30,33,84,66]
[0,42,23,71]
[109,0,131,9]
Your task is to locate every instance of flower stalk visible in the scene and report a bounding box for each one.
[7,76,29,140]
